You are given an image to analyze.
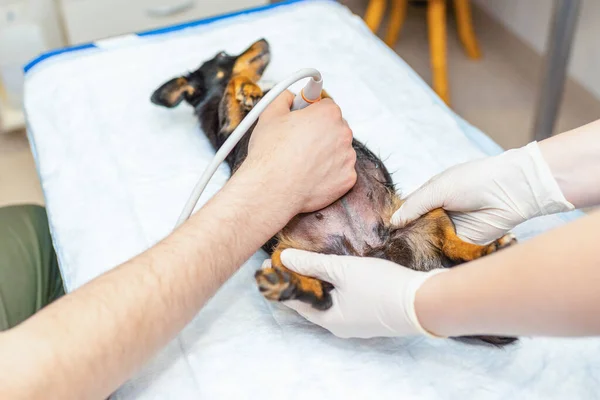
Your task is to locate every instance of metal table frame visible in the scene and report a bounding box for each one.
[533,0,582,141]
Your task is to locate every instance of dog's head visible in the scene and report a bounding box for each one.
[151,38,271,108]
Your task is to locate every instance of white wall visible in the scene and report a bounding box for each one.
[473,0,600,99]
[0,0,64,49]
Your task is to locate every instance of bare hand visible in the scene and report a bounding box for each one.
[242,91,357,214]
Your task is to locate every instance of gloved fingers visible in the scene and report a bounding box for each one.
[283,293,351,338]
[449,212,498,245]
[262,258,330,326]
[264,250,342,285]
[282,299,316,318]
[391,184,441,227]
[450,210,516,245]
[280,249,344,285]
[282,299,328,326]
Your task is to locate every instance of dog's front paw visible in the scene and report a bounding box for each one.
[237,82,262,110]
[497,233,517,248]
[485,233,517,255]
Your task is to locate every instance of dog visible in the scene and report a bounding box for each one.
[151,38,517,346]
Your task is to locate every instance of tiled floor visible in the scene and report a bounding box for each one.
[1,0,599,207]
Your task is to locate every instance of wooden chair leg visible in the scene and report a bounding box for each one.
[365,0,388,33]
[454,0,481,59]
[428,0,450,104]
[385,0,408,47]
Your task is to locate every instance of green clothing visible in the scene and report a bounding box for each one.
[0,205,63,331]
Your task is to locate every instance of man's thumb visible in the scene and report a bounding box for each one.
[258,90,294,120]
[280,249,340,284]
[391,186,439,227]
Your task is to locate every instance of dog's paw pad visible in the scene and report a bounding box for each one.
[496,233,517,249]
[238,83,262,110]
[485,233,517,255]
[255,267,296,301]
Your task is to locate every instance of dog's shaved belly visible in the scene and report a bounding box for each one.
[279,144,396,257]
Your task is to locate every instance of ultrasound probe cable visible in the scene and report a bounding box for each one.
[174,68,323,229]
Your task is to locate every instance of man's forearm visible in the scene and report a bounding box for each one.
[0,168,292,399]
[540,119,600,209]
[417,210,600,338]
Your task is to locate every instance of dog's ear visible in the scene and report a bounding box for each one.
[151,77,196,108]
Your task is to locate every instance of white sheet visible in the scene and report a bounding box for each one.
[24,1,596,398]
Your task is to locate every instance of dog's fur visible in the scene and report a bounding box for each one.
[151,39,517,346]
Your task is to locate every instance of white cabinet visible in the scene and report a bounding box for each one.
[0,0,270,133]
[59,0,270,45]
[0,0,63,133]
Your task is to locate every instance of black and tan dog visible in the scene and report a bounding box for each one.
[151,39,517,346]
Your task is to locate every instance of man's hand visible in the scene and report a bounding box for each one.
[277,249,446,339]
[242,91,357,214]
[391,142,574,244]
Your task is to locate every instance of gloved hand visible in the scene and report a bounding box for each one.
[391,142,574,244]
[277,249,447,339]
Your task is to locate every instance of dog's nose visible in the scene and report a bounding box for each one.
[254,38,270,51]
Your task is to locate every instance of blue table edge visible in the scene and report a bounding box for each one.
[23,0,312,73]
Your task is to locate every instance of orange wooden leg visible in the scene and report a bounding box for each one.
[385,0,408,47]
[427,0,450,105]
[0,79,8,104]
[364,0,388,33]
[454,0,481,59]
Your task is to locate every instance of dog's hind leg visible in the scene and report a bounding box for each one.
[255,246,334,310]
[421,209,517,263]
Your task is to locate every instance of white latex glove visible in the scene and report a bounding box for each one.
[277,249,447,339]
[391,142,574,244]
